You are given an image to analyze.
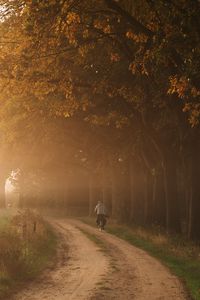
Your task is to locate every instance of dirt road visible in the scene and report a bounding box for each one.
[13,219,188,300]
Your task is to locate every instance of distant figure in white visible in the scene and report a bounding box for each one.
[5,169,20,208]
[94,200,107,230]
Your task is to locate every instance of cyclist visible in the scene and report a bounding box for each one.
[94,200,107,230]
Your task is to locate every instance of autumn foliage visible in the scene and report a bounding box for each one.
[0,1,200,239]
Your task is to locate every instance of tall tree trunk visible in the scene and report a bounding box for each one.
[0,176,6,208]
[111,167,119,218]
[152,169,166,226]
[63,179,69,211]
[143,170,153,225]
[163,158,181,233]
[188,146,200,240]
[129,158,135,222]
[152,170,157,223]
[187,185,192,239]
[89,175,96,216]
[102,163,110,209]
[129,164,145,225]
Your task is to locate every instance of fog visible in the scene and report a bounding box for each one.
[0,0,200,240]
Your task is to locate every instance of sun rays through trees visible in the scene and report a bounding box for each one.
[0,0,200,239]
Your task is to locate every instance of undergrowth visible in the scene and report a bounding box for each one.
[0,209,57,299]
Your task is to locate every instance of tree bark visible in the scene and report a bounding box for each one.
[152,170,166,226]
[129,158,135,222]
[111,167,119,218]
[188,146,200,240]
[163,158,181,233]
[89,175,96,216]
[143,170,153,225]
[0,176,6,208]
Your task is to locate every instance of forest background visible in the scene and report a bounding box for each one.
[0,0,200,240]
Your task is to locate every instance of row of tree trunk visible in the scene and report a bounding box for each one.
[88,145,200,240]
[2,139,200,241]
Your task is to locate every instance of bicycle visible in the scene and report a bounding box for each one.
[97,214,107,231]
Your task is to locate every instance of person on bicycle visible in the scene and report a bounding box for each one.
[94,200,107,230]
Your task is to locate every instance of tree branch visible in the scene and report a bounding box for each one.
[104,0,154,37]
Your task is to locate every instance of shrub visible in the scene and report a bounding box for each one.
[0,209,56,299]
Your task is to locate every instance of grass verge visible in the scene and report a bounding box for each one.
[77,226,108,253]
[80,217,200,300]
[0,209,57,299]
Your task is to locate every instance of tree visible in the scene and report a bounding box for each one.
[0,0,200,238]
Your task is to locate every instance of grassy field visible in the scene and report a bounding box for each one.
[80,217,200,300]
[0,209,57,299]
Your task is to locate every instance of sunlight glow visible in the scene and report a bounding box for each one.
[5,178,15,193]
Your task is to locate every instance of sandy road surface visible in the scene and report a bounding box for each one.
[13,219,188,300]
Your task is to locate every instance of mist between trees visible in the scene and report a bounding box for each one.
[0,1,200,239]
